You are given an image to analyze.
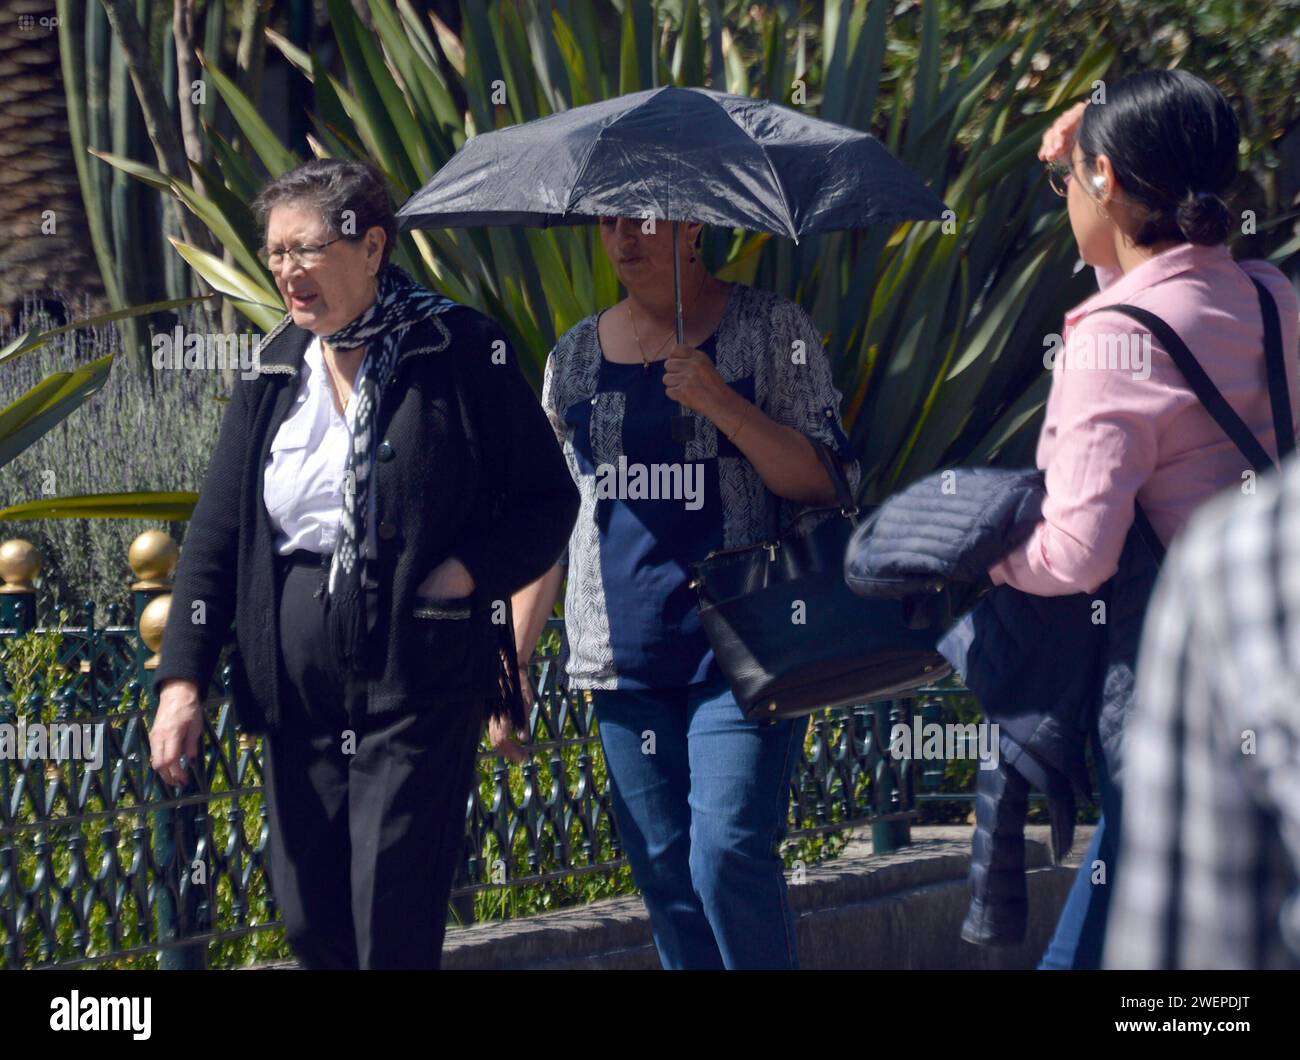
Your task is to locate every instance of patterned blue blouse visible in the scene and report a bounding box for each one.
[542,283,858,691]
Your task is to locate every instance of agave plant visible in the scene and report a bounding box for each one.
[77,0,1299,508]
[52,0,193,375]
[0,297,207,521]
[720,2,1119,497]
[98,1,1107,481]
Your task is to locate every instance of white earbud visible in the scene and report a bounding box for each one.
[1092,174,1107,193]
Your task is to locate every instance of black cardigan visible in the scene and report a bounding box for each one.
[153,303,579,734]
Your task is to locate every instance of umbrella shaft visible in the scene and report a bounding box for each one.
[670,220,694,443]
[673,221,684,345]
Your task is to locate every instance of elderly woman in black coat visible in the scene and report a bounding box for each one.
[149,158,577,969]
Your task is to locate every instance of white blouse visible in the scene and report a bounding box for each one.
[262,335,361,555]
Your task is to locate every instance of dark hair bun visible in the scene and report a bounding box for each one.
[1176,190,1232,245]
[1076,70,1240,248]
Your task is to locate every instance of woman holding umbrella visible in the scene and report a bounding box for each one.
[506,215,858,970]
[394,84,943,968]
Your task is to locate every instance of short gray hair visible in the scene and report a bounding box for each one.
[251,158,397,266]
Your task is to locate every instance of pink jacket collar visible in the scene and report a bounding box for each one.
[1066,241,1233,325]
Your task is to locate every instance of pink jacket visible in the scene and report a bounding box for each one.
[989,241,1300,596]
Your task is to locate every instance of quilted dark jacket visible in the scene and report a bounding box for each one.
[845,466,1163,945]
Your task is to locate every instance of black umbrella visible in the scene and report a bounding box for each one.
[397,85,947,440]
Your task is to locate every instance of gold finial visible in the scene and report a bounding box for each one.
[139,593,171,670]
[129,530,179,591]
[0,539,41,594]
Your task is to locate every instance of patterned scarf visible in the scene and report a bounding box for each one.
[322,263,456,673]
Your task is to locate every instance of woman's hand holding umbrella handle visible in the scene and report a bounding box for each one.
[150,679,205,788]
[662,343,736,421]
[663,347,839,505]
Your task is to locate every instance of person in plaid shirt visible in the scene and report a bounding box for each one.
[1104,454,1300,969]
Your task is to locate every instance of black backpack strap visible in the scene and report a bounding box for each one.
[1096,302,1277,474]
[1132,501,1166,565]
[1250,277,1296,460]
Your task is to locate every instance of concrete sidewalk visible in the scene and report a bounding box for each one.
[437,822,1093,969]
[245,823,1095,969]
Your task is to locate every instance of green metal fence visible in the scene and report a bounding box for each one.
[0,532,981,969]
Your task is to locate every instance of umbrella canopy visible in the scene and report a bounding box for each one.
[397,86,947,442]
[396,85,947,238]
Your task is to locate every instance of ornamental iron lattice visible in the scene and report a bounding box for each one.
[0,537,973,969]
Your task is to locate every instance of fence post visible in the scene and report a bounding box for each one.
[133,531,205,970]
[0,539,41,967]
[0,539,40,634]
[868,699,914,854]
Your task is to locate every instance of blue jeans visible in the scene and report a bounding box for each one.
[1039,720,1123,969]
[591,677,809,969]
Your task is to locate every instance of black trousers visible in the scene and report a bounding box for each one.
[263,552,484,969]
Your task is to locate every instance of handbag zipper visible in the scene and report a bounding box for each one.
[688,539,780,591]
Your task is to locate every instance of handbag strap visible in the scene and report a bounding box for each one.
[1094,294,1294,474]
[811,437,857,514]
[761,438,857,541]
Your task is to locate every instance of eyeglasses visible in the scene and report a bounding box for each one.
[1045,159,1076,198]
[1046,159,1075,198]
[258,236,345,270]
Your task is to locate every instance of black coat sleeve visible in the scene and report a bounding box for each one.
[152,377,250,698]
[452,318,579,607]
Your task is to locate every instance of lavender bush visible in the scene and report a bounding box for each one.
[0,293,230,624]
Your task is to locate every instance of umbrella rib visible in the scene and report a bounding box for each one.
[714,104,799,241]
[562,87,669,220]
[564,122,610,218]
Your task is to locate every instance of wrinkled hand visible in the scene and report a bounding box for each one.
[663,343,732,419]
[488,714,529,764]
[1039,101,1087,162]
[417,556,475,599]
[150,679,204,787]
[488,662,533,764]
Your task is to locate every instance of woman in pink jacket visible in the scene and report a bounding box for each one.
[997,70,1299,968]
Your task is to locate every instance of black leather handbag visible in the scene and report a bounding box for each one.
[690,444,953,722]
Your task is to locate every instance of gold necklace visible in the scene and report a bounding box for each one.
[628,271,709,369]
[628,311,674,367]
[322,346,352,413]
